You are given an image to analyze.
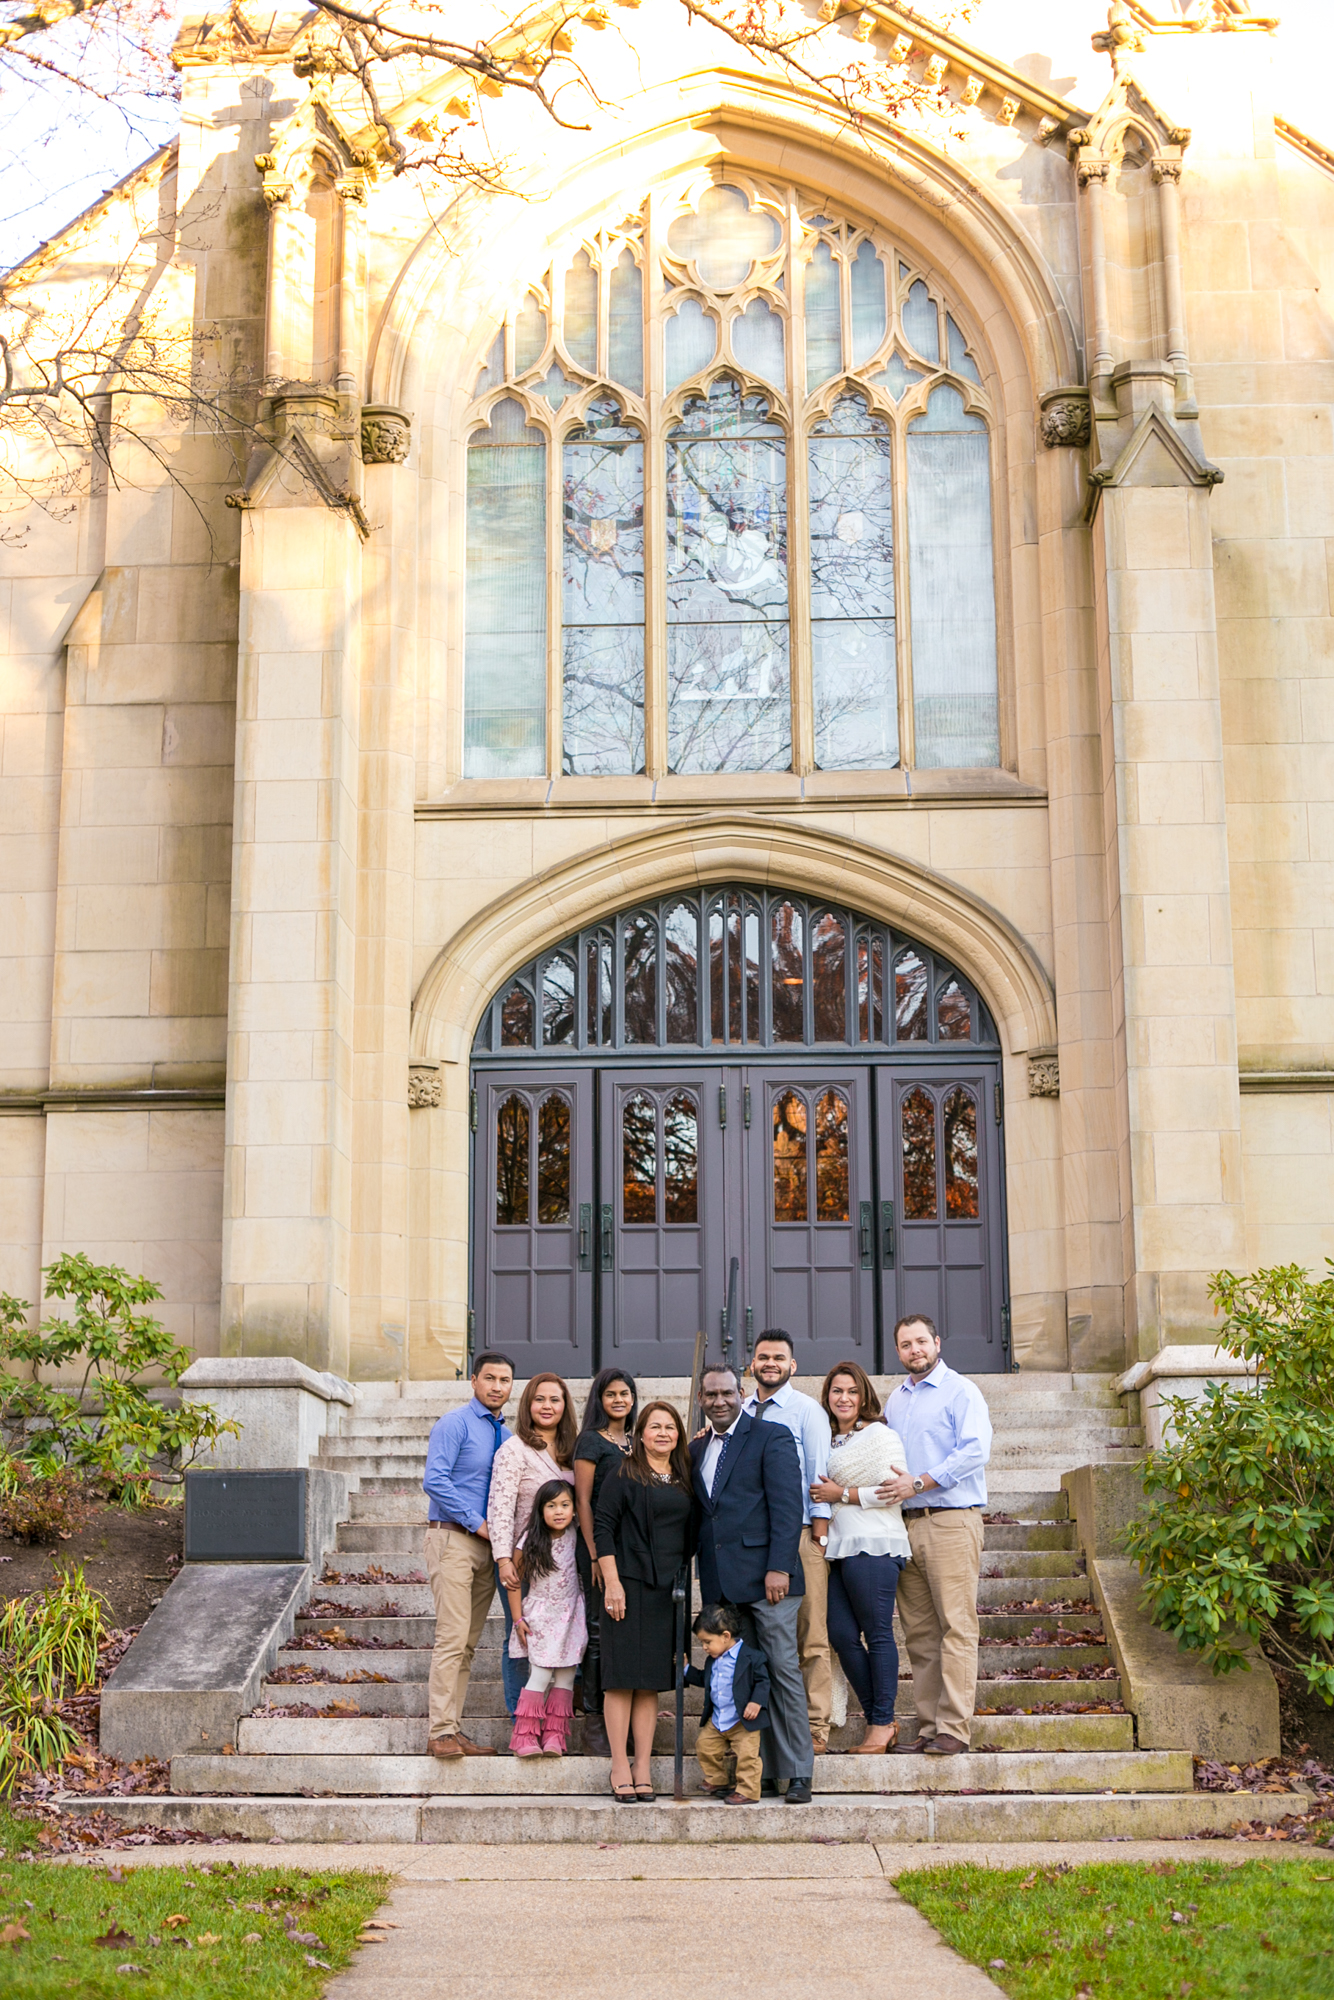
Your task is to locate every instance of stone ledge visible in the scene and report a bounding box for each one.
[1112,1345,1256,1394]
[180,1358,354,1404]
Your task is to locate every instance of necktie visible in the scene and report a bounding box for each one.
[710,1427,733,1496]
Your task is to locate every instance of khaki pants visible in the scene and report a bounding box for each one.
[897,1508,984,1747]
[424,1525,495,1740]
[797,1525,832,1742]
[696,1718,764,1801]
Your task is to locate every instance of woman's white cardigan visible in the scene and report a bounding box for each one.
[824,1422,912,1561]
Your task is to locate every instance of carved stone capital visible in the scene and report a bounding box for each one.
[1152,158,1183,184]
[1027,1051,1060,1099]
[361,405,412,465]
[408,1062,442,1109]
[1077,157,1110,186]
[261,180,294,210]
[1039,388,1092,449]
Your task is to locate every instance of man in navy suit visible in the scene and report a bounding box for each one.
[691,1364,814,1803]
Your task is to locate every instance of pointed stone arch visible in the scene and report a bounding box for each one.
[410,814,1056,1066]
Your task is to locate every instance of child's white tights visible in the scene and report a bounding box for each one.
[525,1666,576,1695]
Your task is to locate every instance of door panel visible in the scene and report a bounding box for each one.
[598,1070,723,1377]
[876,1065,1004,1374]
[744,1066,875,1371]
[472,1069,595,1370]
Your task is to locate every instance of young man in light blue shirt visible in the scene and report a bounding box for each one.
[743,1329,834,1753]
[878,1314,993,1758]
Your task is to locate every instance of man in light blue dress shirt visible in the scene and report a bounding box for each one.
[878,1315,993,1758]
[743,1329,834,1752]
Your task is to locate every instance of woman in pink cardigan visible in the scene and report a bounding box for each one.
[487,1373,577,1728]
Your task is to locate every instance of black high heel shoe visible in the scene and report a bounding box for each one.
[610,1778,638,1802]
[633,1781,656,1802]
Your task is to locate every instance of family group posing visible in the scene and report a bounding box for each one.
[422,1315,993,1802]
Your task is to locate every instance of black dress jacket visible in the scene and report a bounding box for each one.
[685,1639,771,1735]
[593,1461,698,1587]
[690,1412,805,1609]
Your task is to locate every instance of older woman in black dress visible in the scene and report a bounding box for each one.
[594,1399,696,1802]
[573,1369,637,1760]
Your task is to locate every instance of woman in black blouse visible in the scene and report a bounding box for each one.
[573,1369,638,1758]
[594,1400,696,1802]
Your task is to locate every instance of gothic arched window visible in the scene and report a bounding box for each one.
[464,175,1000,781]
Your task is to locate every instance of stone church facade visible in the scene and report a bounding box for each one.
[3,0,1332,1388]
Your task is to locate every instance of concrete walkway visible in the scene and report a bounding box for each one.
[56,1837,1294,2000]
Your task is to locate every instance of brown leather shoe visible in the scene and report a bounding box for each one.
[894,1735,929,1752]
[428,1735,464,1759]
[811,1736,829,1756]
[851,1724,899,1755]
[724,1791,759,1804]
[922,1733,968,1757]
[453,1731,496,1756]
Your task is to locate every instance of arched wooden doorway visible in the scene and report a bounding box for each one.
[470,883,1009,1377]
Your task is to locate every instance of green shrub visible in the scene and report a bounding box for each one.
[0,1253,238,1502]
[0,1563,107,1795]
[0,1458,93,1544]
[1125,1262,1334,1705]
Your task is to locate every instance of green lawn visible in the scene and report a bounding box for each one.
[895,1856,1334,1999]
[0,1815,389,2000]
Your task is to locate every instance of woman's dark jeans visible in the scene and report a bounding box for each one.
[826,1552,907,1728]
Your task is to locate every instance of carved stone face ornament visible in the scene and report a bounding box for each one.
[361,406,412,464]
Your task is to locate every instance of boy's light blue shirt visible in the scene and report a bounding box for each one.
[709,1639,743,1732]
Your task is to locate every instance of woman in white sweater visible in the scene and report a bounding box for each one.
[809,1360,911,1754]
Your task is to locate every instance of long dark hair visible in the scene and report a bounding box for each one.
[581,1368,638,1435]
[515,1372,578,1465]
[621,1399,693,1490]
[820,1359,883,1431]
[516,1478,576,1588]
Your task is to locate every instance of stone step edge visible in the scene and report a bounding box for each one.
[48,1789,1310,1845]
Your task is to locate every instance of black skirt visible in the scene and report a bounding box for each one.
[599,1480,692,1694]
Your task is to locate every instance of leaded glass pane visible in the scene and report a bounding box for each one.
[537,1092,571,1223]
[773,1090,808,1222]
[496,1094,530,1224]
[901,1086,937,1220]
[856,932,883,1043]
[666,381,789,774]
[562,402,645,775]
[908,386,999,769]
[732,297,785,386]
[815,1089,849,1222]
[668,184,779,289]
[609,248,644,392]
[586,937,612,1044]
[664,1092,699,1223]
[623,913,657,1043]
[536,363,573,408]
[465,399,546,778]
[946,313,982,383]
[563,249,598,373]
[622,1092,656,1221]
[850,242,886,365]
[664,297,717,390]
[771,901,804,1043]
[515,291,547,374]
[474,331,503,395]
[937,978,972,1041]
[804,240,841,390]
[664,903,699,1044]
[869,351,923,401]
[902,278,939,362]
[743,901,761,1044]
[809,398,897,771]
[944,1086,979,1219]
[894,949,928,1041]
[811,912,847,1041]
[501,982,534,1046]
[541,956,575,1046]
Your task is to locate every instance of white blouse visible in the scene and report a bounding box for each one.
[823,1422,912,1562]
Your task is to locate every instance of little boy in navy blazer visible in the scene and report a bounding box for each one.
[686,1602,771,1804]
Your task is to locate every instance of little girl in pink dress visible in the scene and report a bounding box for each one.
[506,1479,589,1757]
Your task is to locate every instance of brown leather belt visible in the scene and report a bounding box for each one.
[427,1519,482,1536]
[903,1505,982,1518]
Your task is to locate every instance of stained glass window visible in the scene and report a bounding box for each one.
[773,1089,808,1222]
[664,1092,699,1223]
[465,176,1002,783]
[943,1085,978,1219]
[537,1092,571,1223]
[622,1092,656,1221]
[496,1094,530,1223]
[902,1086,937,1221]
[815,1089,849,1222]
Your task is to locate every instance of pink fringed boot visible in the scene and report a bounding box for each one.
[540,1686,575,1757]
[509,1687,547,1757]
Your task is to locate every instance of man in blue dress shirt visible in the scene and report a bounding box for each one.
[421,1350,515,1758]
[878,1315,993,1758]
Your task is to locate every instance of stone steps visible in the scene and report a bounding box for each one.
[170,1745,1189,1796]
[54,1789,1305,1846]
[298,1574,1091,1617]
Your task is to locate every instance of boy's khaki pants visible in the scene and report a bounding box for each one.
[696,1718,764,1800]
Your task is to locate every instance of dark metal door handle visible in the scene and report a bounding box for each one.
[743,1086,752,1128]
[600,1203,613,1272]
[859,1201,873,1268]
[718,1084,727,1127]
[578,1202,592,1271]
[881,1199,895,1266]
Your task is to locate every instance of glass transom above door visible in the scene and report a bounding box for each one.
[471,884,997,1058]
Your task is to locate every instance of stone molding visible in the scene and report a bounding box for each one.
[408,1061,443,1108]
[360,404,412,464]
[179,1357,355,1404]
[1027,1050,1060,1097]
[410,813,1059,1067]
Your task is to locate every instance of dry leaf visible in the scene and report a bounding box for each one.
[0,1923,30,1947]
[357,1933,386,1944]
[115,1964,146,1975]
[95,1925,136,1949]
[363,1920,399,1929]
[164,1914,189,1929]
[305,1955,331,1969]
[242,1933,262,1944]
[197,1933,222,1945]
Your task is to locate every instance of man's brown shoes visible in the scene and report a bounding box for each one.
[922,1733,968,1757]
[427,1732,496,1758]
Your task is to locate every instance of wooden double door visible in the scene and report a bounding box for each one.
[471,1058,1007,1380]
